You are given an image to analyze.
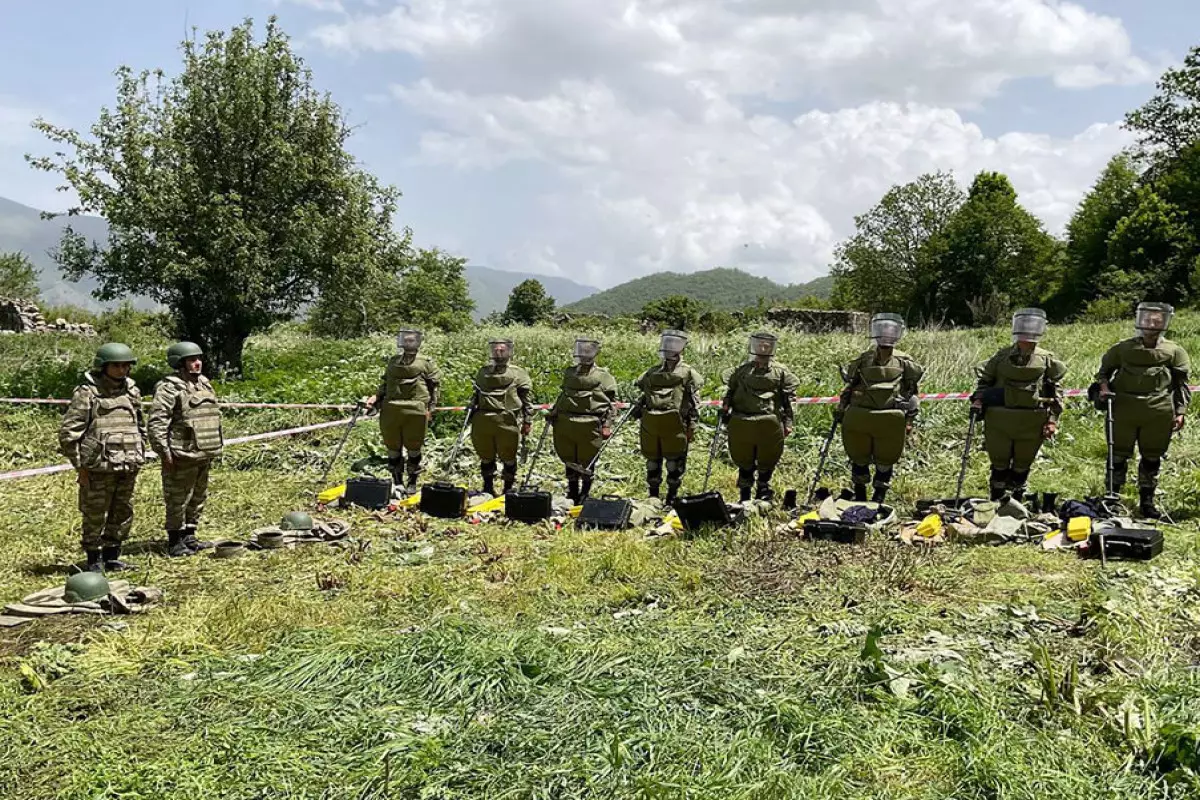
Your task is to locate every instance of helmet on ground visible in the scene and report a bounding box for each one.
[93,343,137,370]
[489,339,514,363]
[1135,302,1173,335]
[748,332,777,358]
[870,313,906,347]
[659,330,687,360]
[64,572,110,603]
[166,341,204,369]
[396,329,423,353]
[279,511,313,531]
[1011,308,1047,343]
[574,338,601,365]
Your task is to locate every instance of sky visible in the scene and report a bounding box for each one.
[1,0,1197,290]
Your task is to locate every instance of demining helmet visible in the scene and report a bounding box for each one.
[1011,308,1048,344]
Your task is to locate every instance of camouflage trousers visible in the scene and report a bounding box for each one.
[78,470,138,550]
[162,459,212,531]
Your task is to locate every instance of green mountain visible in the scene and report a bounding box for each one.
[465,266,596,319]
[563,267,833,315]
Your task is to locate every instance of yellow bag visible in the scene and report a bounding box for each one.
[317,484,346,505]
[472,496,506,514]
[568,505,583,518]
[916,513,943,538]
[796,510,820,525]
[396,491,423,508]
[1065,516,1091,542]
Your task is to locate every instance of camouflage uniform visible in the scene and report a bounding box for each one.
[549,363,619,501]
[148,373,223,533]
[58,371,146,552]
[470,362,534,495]
[375,353,442,488]
[838,348,924,502]
[722,361,800,501]
[634,360,704,502]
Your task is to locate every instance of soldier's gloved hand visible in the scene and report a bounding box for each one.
[521,422,532,437]
[783,424,793,437]
[601,426,613,440]
[685,427,695,442]
[1042,421,1058,439]
[1174,414,1186,432]
[720,407,732,424]
[361,395,376,409]
[76,468,89,487]
[906,422,914,436]
[425,410,433,423]
[970,400,983,419]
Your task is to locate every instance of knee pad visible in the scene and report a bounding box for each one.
[646,459,664,479]
[851,464,871,484]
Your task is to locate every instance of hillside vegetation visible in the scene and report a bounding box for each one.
[564,267,833,315]
[1,318,1199,798]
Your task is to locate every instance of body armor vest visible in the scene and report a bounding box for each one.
[642,361,692,414]
[730,364,786,417]
[167,375,223,456]
[992,350,1053,409]
[558,366,613,416]
[77,374,144,472]
[849,351,907,411]
[384,355,433,409]
[475,365,524,414]
[1111,340,1175,397]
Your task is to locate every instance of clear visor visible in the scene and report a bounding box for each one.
[574,339,600,362]
[870,319,904,346]
[396,330,423,351]
[1135,304,1173,333]
[748,335,776,357]
[1011,310,1046,342]
[660,334,687,358]
[489,340,514,361]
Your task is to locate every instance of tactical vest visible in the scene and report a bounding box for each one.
[384,355,433,408]
[558,366,613,416]
[992,350,1054,409]
[475,365,525,414]
[642,362,692,415]
[167,375,223,456]
[731,364,786,417]
[849,351,906,411]
[77,375,144,472]
[1111,340,1175,396]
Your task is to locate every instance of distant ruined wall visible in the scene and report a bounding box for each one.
[0,297,96,336]
[765,308,869,334]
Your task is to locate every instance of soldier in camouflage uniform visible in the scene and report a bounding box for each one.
[58,343,146,573]
[148,342,223,557]
[836,313,924,503]
[363,329,442,492]
[632,330,704,504]
[1094,302,1191,519]
[549,338,618,502]
[971,309,1067,502]
[469,339,534,496]
[721,332,800,503]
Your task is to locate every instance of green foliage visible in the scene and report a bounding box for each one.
[565,267,832,316]
[1125,45,1200,164]
[394,248,475,332]
[640,294,710,330]
[27,17,406,370]
[501,278,557,326]
[830,172,963,317]
[1103,189,1197,304]
[0,251,39,301]
[1079,296,1134,323]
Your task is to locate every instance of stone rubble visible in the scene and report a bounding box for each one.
[0,297,96,336]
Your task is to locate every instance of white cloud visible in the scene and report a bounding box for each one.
[309,0,1149,286]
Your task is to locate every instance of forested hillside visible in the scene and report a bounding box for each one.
[564,267,833,315]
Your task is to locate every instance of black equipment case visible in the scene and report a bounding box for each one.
[803,519,868,544]
[343,476,392,510]
[505,490,553,523]
[674,492,739,532]
[419,482,468,519]
[577,495,633,531]
[1085,527,1163,561]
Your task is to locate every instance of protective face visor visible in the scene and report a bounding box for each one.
[396,329,423,353]
[1011,308,1047,343]
[489,339,514,362]
[748,332,777,359]
[573,338,601,365]
[870,313,905,347]
[659,330,687,361]
[1135,302,1173,335]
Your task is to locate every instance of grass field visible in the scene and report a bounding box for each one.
[1,319,1199,798]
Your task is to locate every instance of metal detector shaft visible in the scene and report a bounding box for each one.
[806,415,840,506]
[701,413,726,493]
[582,401,638,478]
[520,417,551,491]
[1105,396,1116,498]
[953,408,979,504]
[320,402,364,485]
[442,404,475,474]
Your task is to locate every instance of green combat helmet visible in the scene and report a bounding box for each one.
[64,571,111,603]
[166,341,205,370]
[280,511,313,531]
[93,342,137,370]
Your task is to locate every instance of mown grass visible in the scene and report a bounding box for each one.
[1,318,1199,798]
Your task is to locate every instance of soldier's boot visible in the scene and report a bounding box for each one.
[405,453,422,493]
[1139,459,1162,520]
[501,462,518,495]
[871,467,893,504]
[755,469,775,502]
[387,455,406,488]
[646,458,663,499]
[182,524,214,553]
[167,530,191,558]
[567,470,581,503]
[1010,470,1030,504]
[737,468,755,503]
[665,458,685,506]
[580,477,594,501]
[851,464,870,503]
[480,460,497,496]
[1109,459,1129,498]
[101,546,137,572]
[85,550,104,573]
[989,469,1009,501]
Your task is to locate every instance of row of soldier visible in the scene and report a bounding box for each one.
[57,302,1188,573]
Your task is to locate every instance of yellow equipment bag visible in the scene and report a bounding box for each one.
[1066,516,1091,542]
[472,496,506,514]
[916,513,943,538]
[317,484,346,505]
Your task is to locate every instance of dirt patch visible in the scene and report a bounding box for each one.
[0,614,98,660]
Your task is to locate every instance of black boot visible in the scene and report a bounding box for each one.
[646,459,663,499]
[851,464,870,502]
[102,546,137,572]
[737,468,754,503]
[85,549,104,573]
[567,474,580,503]
[405,453,422,493]
[647,482,660,498]
[167,530,191,558]
[480,461,497,496]
[664,458,684,507]
[387,455,406,488]
[182,524,214,553]
[755,469,775,502]
[989,468,1009,501]
[501,462,518,496]
[1139,487,1161,520]
[580,477,593,501]
[853,483,868,502]
[871,467,892,504]
[871,486,889,504]
[664,484,679,506]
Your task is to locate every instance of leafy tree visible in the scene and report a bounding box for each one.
[392,248,474,332]
[0,252,39,300]
[1102,189,1197,304]
[829,172,963,317]
[922,172,1063,325]
[502,279,557,325]
[1125,46,1200,164]
[641,295,710,330]
[27,18,406,371]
